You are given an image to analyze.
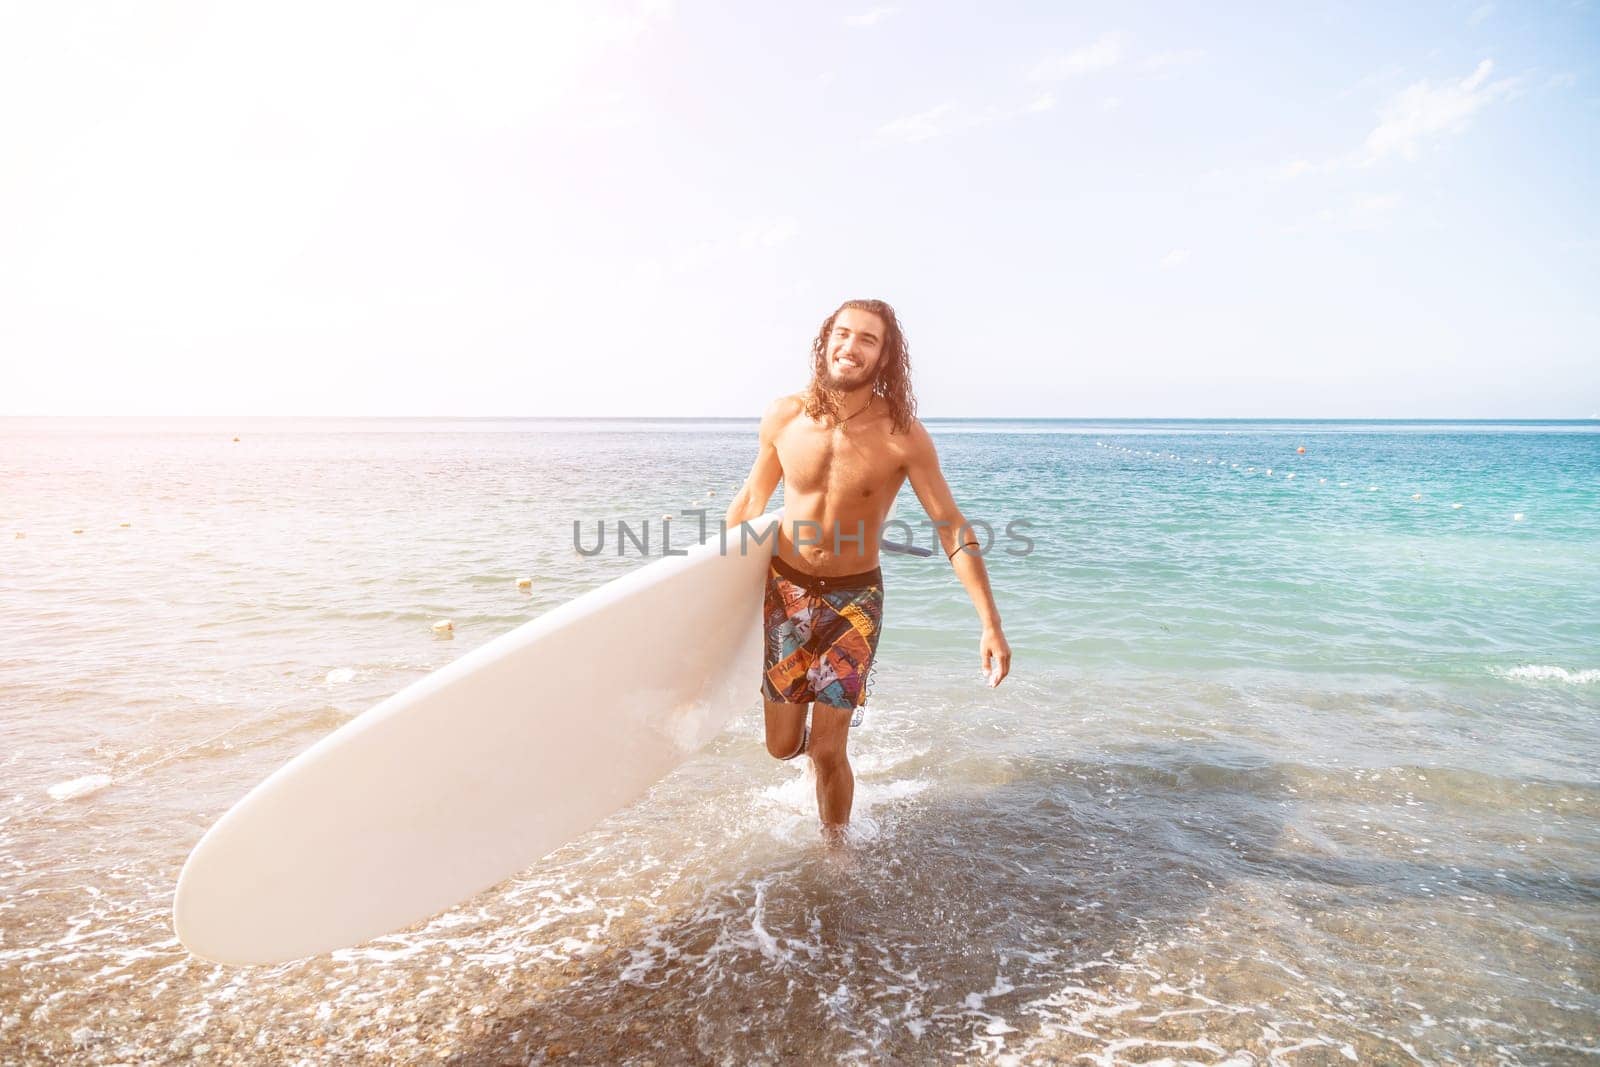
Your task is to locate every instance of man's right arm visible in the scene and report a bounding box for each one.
[724,396,793,528]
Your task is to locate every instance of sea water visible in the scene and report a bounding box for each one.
[1,417,1596,1064]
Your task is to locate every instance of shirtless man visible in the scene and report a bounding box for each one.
[724,298,1012,838]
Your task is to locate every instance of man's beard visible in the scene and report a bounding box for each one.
[823,361,873,392]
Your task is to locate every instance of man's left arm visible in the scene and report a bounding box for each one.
[904,420,1012,686]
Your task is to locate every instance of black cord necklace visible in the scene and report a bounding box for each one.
[835,392,874,426]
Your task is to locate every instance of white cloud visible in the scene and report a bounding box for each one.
[1348,192,1403,227]
[1160,249,1191,269]
[1285,192,1404,234]
[1338,65,1408,101]
[1138,48,1206,74]
[648,216,800,275]
[1359,59,1516,164]
[878,102,961,142]
[883,35,1165,144]
[740,217,800,248]
[877,91,1051,142]
[670,241,716,274]
[843,7,896,27]
[1029,33,1123,82]
[1276,60,1516,183]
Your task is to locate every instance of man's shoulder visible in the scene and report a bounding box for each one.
[897,415,934,447]
[761,393,806,424]
[887,417,940,469]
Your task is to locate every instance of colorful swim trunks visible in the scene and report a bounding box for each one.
[761,556,884,721]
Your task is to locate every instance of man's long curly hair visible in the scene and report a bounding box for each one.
[804,298,917,434]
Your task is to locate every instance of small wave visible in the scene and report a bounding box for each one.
[1493,664,1600,685]
[47,774,112,801]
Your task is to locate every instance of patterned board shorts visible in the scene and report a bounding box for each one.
[761,555,884,723]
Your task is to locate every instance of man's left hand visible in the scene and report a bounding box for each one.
[981,628,1012,687]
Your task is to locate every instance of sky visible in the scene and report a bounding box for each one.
[1,1,1597,418]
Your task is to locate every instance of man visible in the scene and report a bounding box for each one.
[724,298,1012,839]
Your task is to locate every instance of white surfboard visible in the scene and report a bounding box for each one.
[173,512,782,965]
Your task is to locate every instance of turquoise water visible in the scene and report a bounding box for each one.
[1,418,1597,1063]
[900,422,1600,681]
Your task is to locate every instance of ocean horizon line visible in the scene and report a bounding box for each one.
[3,414,1598,424]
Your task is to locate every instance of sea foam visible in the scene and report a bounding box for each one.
[1494,664,1600,685]
[47,774,112,801]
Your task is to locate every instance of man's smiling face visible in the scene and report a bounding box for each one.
[825,307,886,391]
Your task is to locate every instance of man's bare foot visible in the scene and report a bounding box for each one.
[820,822,859,870]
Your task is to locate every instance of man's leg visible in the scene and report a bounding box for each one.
[807,701,856,832]
[763,699,810,760]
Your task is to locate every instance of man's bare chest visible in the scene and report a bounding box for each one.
[775,421,902,498]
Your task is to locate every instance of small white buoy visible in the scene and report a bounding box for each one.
[1411,493,1422,500]
[1512,513,1525,522]
[1319,478,1326,484]
[515,577,533,591]
[663,513,672,521]
[1367,486,1378,492]
[1451,502,1463,509]
[1338,482,1349,487]
[706,489,715,497]
[1265,468,1273,475]
[432,619,454,638]
[1286,472,1295,480]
